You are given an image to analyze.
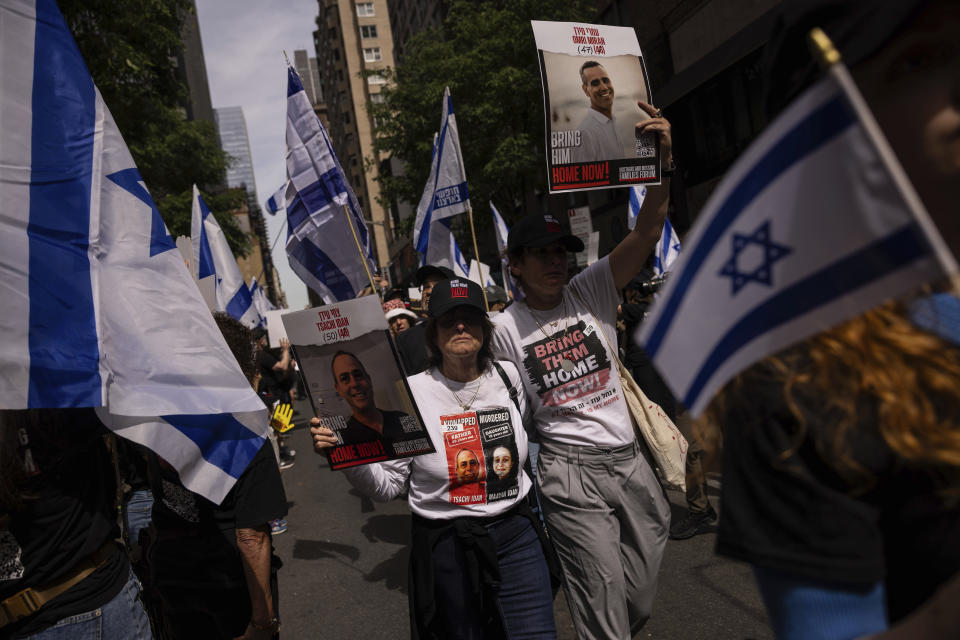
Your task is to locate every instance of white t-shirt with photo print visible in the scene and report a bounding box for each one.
[343,361,532,520]
[491,256,634,448]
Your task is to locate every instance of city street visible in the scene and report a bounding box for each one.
[273,399,773,639]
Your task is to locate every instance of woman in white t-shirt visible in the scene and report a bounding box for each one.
[310,278,557,639]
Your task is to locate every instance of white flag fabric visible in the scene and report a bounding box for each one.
[468,260,495,287]
[627,185,646,231]
[264,183,287,215]
[284,65,375,302]
[490,202,521,300]
[423,218,470,277]
[412,87,470,256]
[0,0,268,503]
[639,71,952,417]
[249,277,276,328]
[653,216,681,276]
[191,185,260,328]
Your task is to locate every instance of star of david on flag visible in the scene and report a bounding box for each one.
[717,220,791,294]
[638,65,956,417]
[0,0,269,503]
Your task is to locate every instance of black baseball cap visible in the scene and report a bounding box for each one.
[427,278,487,318]
[415,264,456,286]
[507,214,584,253]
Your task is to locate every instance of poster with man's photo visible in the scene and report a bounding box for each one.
[532,20,661,193]
[440,407,521,506]
[282,296,435,470]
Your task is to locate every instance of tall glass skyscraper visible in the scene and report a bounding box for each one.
[214,106,258,205]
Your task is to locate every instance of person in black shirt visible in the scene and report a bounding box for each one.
[149,314,288,639]
[0,409,151,639]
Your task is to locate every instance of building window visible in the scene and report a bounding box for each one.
[363,47,382,62]
[369,92,385,104]
[350,156,359,167]
[360,25,378,38]
[367,74,386,85]
[344,112,351,124]
[355,2,374,17]
[333,49,340,61]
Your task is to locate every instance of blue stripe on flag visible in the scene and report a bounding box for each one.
[162,413,265,480]
[645,95,855,359]
[27,0,101,407]
[287,66,304,97]
[196,195,216,279]
[288,236,355,300]
[225,282,254,321]
[682,225,928,408]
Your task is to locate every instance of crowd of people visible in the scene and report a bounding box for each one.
[2,1,958,639]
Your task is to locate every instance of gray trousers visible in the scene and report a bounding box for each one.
[537,439,670,640]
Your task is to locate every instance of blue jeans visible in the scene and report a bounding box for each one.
[124,489,154,548]
[23,570,152,639]
[433,513,556,639]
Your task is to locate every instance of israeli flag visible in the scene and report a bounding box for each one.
[264,183,287,215]
[653,216,681,276]
[249,277,276,328]
[627,185,646,231]
[639,68,956,417]
[284,65,375,302]
[0,0,269,503]
[490,202,521,300]
[191,185,260,328]
[412,87,470,256]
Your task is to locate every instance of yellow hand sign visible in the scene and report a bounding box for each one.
[270,403,294,433]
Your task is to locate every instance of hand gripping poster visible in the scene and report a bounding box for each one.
[282,296,434,470]
[441,407,521,506]
[532,20,661,193]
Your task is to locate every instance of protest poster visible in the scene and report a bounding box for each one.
[532,20,660,193]
[282,296,434,470]
[265,309,290,348]
[440,407,521,506]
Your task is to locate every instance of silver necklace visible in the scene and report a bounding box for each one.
[527,299,577,373]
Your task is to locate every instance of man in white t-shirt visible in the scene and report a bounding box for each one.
[571,61,626,164]
[490,104,674,640]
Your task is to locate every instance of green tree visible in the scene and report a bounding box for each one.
[60,0,249,256]
[369,0,594,231]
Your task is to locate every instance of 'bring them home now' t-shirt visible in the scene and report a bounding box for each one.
[491,256,634,448]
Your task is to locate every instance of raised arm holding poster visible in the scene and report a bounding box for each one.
[282,296,435,469]
[532,20,661,193]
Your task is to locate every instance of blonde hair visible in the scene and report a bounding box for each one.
[700,299,960,490]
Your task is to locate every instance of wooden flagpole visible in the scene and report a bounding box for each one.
[465,204,489,311]
[340,202,379,299]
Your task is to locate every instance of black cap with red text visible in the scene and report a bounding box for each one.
[507,214,584,253]
[427,278,487,318]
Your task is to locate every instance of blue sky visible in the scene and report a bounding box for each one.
[195,0,319,310]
